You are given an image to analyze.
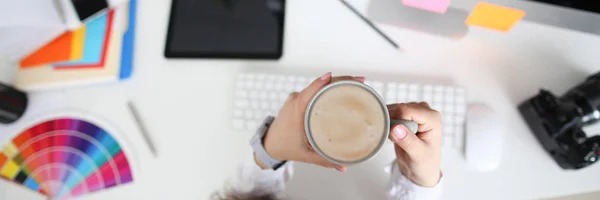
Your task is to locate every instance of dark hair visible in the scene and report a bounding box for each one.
[210,191,280,200]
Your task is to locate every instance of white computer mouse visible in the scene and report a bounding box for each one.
[465,104,503,172]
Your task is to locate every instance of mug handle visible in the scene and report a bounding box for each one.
[390,119,419,134]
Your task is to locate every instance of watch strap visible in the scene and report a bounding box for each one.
[251,116,284,169]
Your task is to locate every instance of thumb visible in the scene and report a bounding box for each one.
[389,124,425,156]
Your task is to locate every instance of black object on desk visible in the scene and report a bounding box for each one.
[519,72,600,170]
[164,0,285,59]
[0,83,28,124]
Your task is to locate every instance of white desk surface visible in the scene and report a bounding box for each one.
[1,0,600,199]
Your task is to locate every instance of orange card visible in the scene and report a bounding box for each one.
[465,2,525,32]
[19,32,74,68]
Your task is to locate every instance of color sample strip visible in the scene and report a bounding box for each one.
[70,26,87,61]
[53,10,113,69]
[465,2,525,32]
[0,118,133,199]
[19,32,74,68]
[119,0,137,80]
[402,0,451,14]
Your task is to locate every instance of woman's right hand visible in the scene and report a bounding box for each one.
[387,102,443,187]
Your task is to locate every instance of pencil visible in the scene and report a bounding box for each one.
[127,101,158,157]
[338,0,401,50]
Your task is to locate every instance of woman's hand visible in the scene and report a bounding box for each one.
[387,102,443,187]
[257,72,364,172]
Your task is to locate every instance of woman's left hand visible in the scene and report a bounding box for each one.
[257,72,364,172]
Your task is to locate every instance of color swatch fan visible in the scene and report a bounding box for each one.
[0,118,134,199]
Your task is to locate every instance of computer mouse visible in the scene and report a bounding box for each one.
[465,104,503,172]
[0,83,28,124]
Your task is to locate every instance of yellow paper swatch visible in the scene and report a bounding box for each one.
[465,2,525,32]
[70,26,87,60]
[0,160,19,179]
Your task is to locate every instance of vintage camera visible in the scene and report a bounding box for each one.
[519,73,600,169]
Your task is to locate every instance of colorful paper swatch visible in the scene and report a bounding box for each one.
[465,2,525,32]
[70,27,87,61]
[15,28,123,90]
[0,118,133,199]
[19,32,75,68]
[119,0,137,80]
[402,0,451,13]
[53,10,115,69]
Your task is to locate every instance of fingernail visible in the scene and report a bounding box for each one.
[334,165,347,172]
[392,125,407,141]
[320,72,332,80]
[354,77,366,82]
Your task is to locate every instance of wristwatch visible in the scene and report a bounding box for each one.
[250,116,287,170]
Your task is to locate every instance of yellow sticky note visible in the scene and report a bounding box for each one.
[465,2,525,32]
[70,26,87,60]
[0,160,20,179]
[2,143,18,158]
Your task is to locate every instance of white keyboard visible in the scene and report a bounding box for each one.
[231,72,467,149]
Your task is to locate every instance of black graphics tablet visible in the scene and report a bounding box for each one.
[165,0,285,59]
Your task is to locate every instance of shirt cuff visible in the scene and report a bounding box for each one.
[224,151,294,199]
[385,160,443,200]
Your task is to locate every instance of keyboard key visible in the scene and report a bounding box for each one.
[250,101,259,109]
[261,102,269,109]
[275,82,284,91]
[246,80,255,88]
[284,83,294,91]
[235,90,248,98]
[443,115,453,124]
[233,110,243,117]
[445,104,455,114]
[256,81,265,90]
[388,83,397,89]
[265,83,274,90]
[255,112,265,120]
[386,91,396,101]
[295,84,305,91]
[443,135,454,147]
[456,105,466,115]
[424,84,433,92]
[233,119,245,130]
[373,81,384,88]
[269,93,277,100]
[279,92,289,102]
[271,103,280,111]
[245,110,254,119]
[234,100,249,108]
[256,74,265,80]
[249,91,258,99]
[247,73,256,79]
[445,125,454,134]
[259,91,268,99]
[397,84,407,91]
[247,121,258,131]
[236,81,244,89]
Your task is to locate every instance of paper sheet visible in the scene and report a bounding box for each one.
[465,2,526,32]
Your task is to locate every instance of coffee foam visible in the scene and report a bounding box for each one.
[309,84,386,162]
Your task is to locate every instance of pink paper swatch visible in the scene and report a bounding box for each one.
[401,0,451,14]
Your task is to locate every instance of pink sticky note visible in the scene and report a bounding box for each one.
[401,0,451,14]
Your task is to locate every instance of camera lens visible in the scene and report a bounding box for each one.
[561,72,600,125]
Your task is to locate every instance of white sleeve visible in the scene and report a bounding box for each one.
[221,152,294,199]
[385,160,443,200]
